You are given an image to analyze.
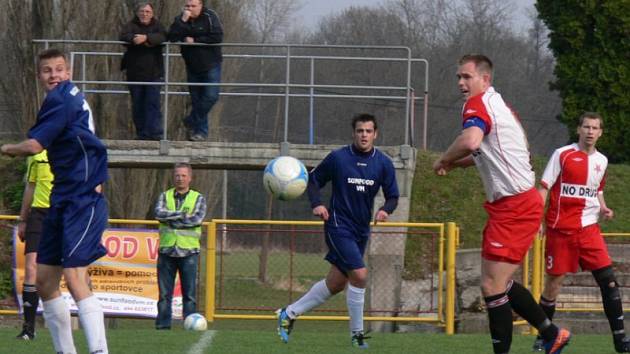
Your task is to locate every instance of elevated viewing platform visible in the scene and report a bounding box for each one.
[104,139,416,171]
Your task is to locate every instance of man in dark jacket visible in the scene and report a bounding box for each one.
[120,2,167,140]
[169,0,223,142]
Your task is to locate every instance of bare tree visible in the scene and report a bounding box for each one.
[241,0,303,283]
[0,0,254,222]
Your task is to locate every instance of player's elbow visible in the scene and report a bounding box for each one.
[460,135,481,152]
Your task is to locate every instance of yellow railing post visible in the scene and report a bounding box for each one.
[522,251,529,289]
[530,234,543,334]
[437,223,444,323]
[205,221,217,322]
[446,222,456,335]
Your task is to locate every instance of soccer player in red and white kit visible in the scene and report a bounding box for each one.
[433,54,570,354]
[533,112,630,353]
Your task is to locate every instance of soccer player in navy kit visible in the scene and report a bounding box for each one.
[277,113,399,349]
[1,49,109,354]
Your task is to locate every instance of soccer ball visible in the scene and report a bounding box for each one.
[263,156,308,200]
[184,313,207,331]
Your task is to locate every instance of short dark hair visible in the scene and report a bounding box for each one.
[174,162,193,174]
[135,2,154,12]
[37,48,67,68]
[579,111,604,129]
[351,113,378,130]
[459,54,493,75]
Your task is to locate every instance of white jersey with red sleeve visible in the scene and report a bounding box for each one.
[462,86,535,202]
[540,143,608,231]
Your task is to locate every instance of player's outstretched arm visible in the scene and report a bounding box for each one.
[433,127,483,175]
[0,139,43,157]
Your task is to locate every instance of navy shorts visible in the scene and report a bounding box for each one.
[37,192,108,268]
[324,227,368,275]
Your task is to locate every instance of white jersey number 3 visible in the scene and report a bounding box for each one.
[546,255,554,270]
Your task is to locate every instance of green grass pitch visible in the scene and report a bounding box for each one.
[0,319,622,353]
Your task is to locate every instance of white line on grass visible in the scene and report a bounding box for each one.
[188,330,217,354]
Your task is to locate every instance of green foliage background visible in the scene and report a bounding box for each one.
[408,151,630,249]
[0,155,25,300]
[536,0,630,163]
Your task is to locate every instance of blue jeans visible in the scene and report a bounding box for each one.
[156,253,198,329]
[185,64,221,137]
[128,81,163,140]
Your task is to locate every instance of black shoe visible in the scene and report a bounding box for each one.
[615,336,630,352]
[16,327,35,340]
[532,336,544,351]
[351,330,371,349]
[189,134,207,142]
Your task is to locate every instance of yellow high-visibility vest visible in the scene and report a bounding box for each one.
[27,150,53,208]
[158,188,202,250]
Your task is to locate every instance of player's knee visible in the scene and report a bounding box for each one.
[36,277,55,298]
[327,281,345,295]
[593,266,620,300]
[480,277,505,296]
[348,269,368,288]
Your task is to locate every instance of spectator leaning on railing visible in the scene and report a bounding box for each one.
[120,2,167,141]
[168,0,223,142]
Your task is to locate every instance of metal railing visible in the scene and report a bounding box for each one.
[2,215,456,334]
[207,219,457,334]
[32,40,429,148]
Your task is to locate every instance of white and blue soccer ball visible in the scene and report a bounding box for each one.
[184,313,207,331]
[263,156,308,200]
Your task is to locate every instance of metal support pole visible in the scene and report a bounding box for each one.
[404,49,412,146]
[530,234,544,335]
[283,46,291,143]
[82,54,87,93]
[221,170,228,252]
[423,92,429,151]
[309,58,315,145]
[205,221,217,322]
[162,43,170,142]
[446,222,457,335]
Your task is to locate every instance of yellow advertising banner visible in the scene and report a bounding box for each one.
[13,228,183,318]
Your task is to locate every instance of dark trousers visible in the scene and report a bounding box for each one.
[128,81,163,140]
[155,253,198,328]
[184,64,221,137]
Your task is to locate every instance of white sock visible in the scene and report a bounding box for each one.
[286,279,332,318]
[77,296,108,354]
[347,284,365,333]
[43,296,77,354]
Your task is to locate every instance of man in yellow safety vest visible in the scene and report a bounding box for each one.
[16,150,53,340]
[154,162,206,329]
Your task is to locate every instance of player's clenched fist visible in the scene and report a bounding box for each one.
[312,205,329,221]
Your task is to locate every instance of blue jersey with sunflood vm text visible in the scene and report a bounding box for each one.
[308,145,399,238]
[28,81,108,205]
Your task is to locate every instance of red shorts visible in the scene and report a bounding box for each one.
[482,188,543,264]
[544,224,611,275]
